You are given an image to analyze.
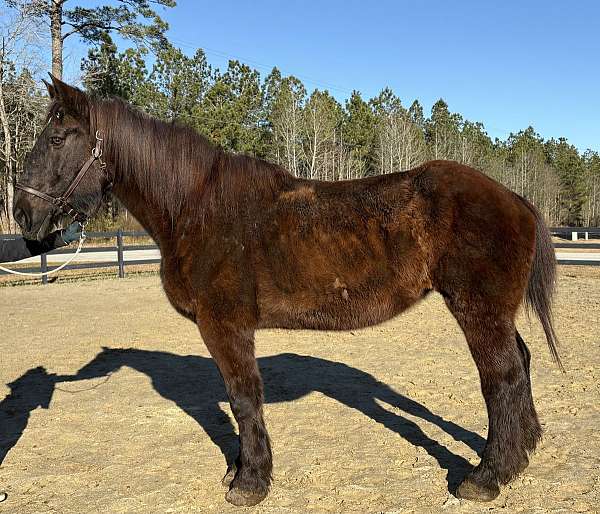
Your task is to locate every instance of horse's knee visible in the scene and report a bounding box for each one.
[230,393,261,421]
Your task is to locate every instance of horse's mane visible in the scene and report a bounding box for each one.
[79,96,290,220]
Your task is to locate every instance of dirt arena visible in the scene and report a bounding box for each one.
[0,267,598,513]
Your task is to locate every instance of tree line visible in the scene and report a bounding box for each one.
[1,1,599,232]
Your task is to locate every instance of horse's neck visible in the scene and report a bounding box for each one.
[111,173,177,248]
[100,110,213,246]
[106,139,189,248]
[106,126,290,245]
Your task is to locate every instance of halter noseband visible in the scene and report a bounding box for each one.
[15,131,108,223]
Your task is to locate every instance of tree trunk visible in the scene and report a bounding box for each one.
[0,75,15,232]
[50,0,64,79]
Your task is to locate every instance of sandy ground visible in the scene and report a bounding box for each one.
[0,267,599,514]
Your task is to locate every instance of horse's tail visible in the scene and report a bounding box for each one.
[520,197,564,372]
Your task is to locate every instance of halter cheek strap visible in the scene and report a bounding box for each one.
[15,131,108,223]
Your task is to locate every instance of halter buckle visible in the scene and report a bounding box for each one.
[92,131,103,159]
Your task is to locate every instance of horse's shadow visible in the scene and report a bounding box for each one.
[0,349,485,492]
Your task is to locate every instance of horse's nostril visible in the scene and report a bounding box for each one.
[13,206,31,232]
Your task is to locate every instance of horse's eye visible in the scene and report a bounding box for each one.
[50,136,64,146]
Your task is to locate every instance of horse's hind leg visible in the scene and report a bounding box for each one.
[444,300,541,501]
[515,330,542,458]
[196,319,272,507]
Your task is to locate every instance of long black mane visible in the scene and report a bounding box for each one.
[52,96,291,220]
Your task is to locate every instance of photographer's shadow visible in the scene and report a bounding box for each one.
[0,348,485,492]
[0,367,56,465]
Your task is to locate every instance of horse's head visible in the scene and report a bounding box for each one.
[13,75,110,240]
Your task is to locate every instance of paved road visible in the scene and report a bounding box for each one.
[555,251,600,262]
[8,248,600,265]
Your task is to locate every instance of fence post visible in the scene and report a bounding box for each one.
[571,231,578,241]
[117,229,125,278]
[40,253,48,285]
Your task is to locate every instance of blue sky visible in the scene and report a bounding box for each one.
[62,0,600,152]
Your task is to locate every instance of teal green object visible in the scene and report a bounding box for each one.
[62,222,82,244]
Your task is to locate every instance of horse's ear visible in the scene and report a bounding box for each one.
[42,78,56,99]
[49,73,90,121]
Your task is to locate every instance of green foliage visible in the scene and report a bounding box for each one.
[408,100,424,129]
[147,44,212,123]
[370,87,403,116]
[81,34,149,103]
[7,0,175,51]
[545,138,588,225]
[344,91,376,173]
[582,151,600,225]
[64,0,175,46]
[200,61,266,156]
[425,99,462,160]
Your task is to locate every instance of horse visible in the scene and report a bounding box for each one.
[13,75,562,507]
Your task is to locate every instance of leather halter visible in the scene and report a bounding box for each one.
[15,131,108,223]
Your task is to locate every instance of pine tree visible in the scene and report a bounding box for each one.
[148,44,212,124]
[344,90,376,175]
[7,0,175,79]
[425,99,461,161]
[200,60,265,156]
[81,34,149,104]
[546,138,588,225]
[582,151,600,225]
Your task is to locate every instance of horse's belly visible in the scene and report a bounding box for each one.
[256,279,423,330]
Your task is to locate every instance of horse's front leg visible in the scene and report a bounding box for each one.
[196,315,272,507]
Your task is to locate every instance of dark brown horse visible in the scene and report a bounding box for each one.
[13,76,561,507]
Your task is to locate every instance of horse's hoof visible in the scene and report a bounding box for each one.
[456,477,500,502]
[221,464,237,488]
[225,487,268,507]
